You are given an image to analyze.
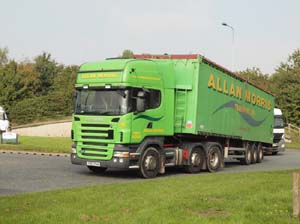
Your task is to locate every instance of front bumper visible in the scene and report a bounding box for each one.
[263,140,285,153]
[71,153,131,169]
[71,144,140,169]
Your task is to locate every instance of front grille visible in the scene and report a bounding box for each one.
[81,124,110,128]
[82,136,107,140]
[77,123,114,159]
[273,133,283,141]
[81,148,107,152]
[82,130,107,134]
[82,142,108,146]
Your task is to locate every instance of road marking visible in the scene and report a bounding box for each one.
[0,150,70,157]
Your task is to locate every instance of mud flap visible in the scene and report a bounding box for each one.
[159,154,165,174]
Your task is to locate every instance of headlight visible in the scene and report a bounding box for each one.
[71,143,77,153]
[113,151,129,158]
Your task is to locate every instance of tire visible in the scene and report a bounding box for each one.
[251,144,257,164]
[206,145,222,172]
[87,166,107,173]
[139,147,160,179]
[256,144,263,163]
[272,151,278,155]
[240,143,251,165]
[184,147,204,173]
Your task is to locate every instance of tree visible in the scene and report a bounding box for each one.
[238,67,270,91]
[34,52,59,95]
[270,49,300,126]
[0,50,78,124]
[121,49,134,59]
[0,47,9,66]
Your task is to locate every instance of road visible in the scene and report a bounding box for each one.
[0,150,300,195]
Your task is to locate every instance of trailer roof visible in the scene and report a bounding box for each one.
[133,54,273,96]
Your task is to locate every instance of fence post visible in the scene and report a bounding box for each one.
[293,172,299,217]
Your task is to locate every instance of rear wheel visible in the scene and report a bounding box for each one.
[184,148,204,173]
[87,166,107,173]
[257,144,263,163]
[139,147,160,179]
[251,143,258,164]
[240,143,251,165]
[206,145,222,172]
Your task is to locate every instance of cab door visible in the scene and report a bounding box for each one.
[131,88,165,142]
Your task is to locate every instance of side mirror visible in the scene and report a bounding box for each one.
[5,112,9,120]
[73,92,78,113]
[136,91,146,113]
[73,92,77,103]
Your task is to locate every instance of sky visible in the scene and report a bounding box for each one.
[1,0,300,74]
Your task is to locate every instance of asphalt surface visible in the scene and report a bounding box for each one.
[0,150,300,195]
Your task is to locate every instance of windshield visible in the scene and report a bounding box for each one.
[0,112,6,121]
[274,115,284,128]
[75,89,131,116]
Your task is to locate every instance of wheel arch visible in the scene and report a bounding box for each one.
[204,142,224,157]
[181,142,206,167]
[136,137,164,153]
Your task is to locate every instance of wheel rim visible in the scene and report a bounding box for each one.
[209,150,219,168]
[144,155,157,170]
[259,148,263,160]
[247,148,251,161]
[191,152,201,166]
[253,148,257,161]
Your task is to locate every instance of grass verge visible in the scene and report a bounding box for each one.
[0,136,71,154]
[287,142,300,150]
[286,128,300,149]
[1,170,300,224]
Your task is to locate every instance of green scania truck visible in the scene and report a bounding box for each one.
[71,54,274,178]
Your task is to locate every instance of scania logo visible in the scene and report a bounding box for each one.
[85,118,104,122]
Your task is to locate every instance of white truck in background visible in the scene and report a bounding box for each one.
[0,106,10,133]
[264,108,285,155]
[0,106,18,144]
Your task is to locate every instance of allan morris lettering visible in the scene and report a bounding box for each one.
[207,74,271,111]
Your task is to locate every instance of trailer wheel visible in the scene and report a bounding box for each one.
[184,148,204,173]
[257,144,263,163]
[251,144,258,164]
[207,145,222,172]
[240,143,251,165]
[87,166,107,173]
[139,147,160,179]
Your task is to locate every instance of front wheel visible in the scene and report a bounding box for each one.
[139,147,160,179]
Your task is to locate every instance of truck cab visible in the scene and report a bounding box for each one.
[271,108,285,154]
[71,59,175,177]
[0,106,10,133]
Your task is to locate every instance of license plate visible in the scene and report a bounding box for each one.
[87,161,101,167]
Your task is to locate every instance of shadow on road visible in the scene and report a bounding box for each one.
[79,167,193,179]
